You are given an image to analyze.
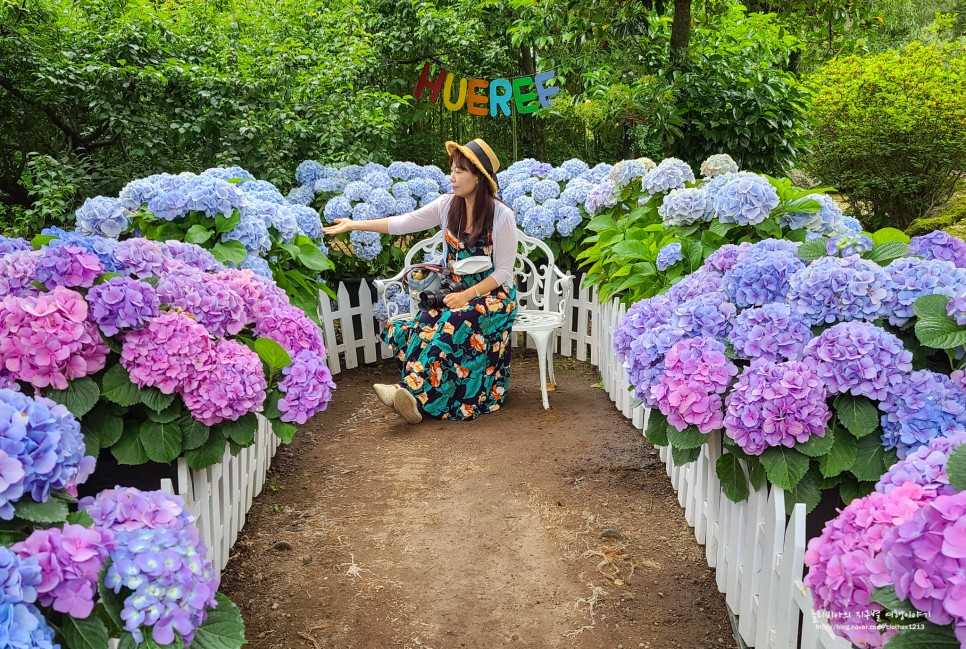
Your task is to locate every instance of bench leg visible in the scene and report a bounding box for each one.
[528,331,551,410]
[546,332,557,387]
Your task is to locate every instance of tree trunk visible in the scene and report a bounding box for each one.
[670,0,691,66]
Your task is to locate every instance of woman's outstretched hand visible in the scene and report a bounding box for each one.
[322,218,354,236]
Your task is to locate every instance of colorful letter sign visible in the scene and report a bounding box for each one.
[414,63,559,117]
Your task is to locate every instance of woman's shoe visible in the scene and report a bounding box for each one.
[392,388,423,424]
[373,383,398,407]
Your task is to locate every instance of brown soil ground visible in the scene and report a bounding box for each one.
[221,351,735,649]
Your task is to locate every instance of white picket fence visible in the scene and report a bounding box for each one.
[317,278,850,649]
[160,415,281,573]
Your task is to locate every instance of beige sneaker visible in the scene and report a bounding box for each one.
[392,388,423,424]
[373,383,398,407]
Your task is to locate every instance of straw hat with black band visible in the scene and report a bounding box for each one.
[445,138,500,195]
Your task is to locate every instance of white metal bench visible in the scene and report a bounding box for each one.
[374,228,574,409]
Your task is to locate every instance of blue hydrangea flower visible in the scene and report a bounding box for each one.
[239,179,286,204]
[223,209,271,255]
[786,256,891,325]
[541,198,564,217]
[532,179,561,203]
[656,242,684,271]
[391,182,412,198]
[709,173,779,226]
[547,167,571,182]
[584,180,618,216]
[350,230,382,260]
[75,196,132,238]
[287,185,315,206]
[388,161,420,180]
[668,292,736,341]
[200,166,254,182]
[529,161,553,177]
[588,163,613,183]
[362,162,388,176]
[342,181,372,203]
[665,269,725,304]
[883,257,966,326]
[367,189,397,218]
[394,196,417,215]
[0,603,58,649]
[522,205,555,239]
[0,543,41,605]
[659,187,710,226]
[407,178,436,198]
[181,176,247,218]
[293,206,323,240]
[512,195,537,217]
[880,371,966,459]
[117,176,167,209]
[560,178,593,206]
[561,159,590,177]
[840,216,863,235]
[296,160,325,186]
[323,196,353,223]
[419,192,439,207]
[314,177,346,194]
[724,249,805,308]
[338,164,364,181]
[826,233,873,257]
[729,302,811,362]
[626,324,680,407]
[611,159,649,188]
[147,190,189,221]
[363,171,393,190]
[641,158,694,194]
[555,206,582,236]
[500,182,527,206]
[352,203,378,221]
[240,255,272,278]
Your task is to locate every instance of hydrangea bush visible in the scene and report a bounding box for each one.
[579,152,858,305]
[0,233,335,470]
[803,433,966,647]
[69,167,333,321]
[0,389,245,649]
[619,226,966,514]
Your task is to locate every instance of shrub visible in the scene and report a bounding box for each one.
[805,43,966,230]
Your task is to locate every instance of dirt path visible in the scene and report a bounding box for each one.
[221,352,735,649]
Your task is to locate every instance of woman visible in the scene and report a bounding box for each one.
[322,139,518,424]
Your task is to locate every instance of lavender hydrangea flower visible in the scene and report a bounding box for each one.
[699,154,739,178]
[665,269,725,305]
[729,303,812,361]
[703,242,752,274]
[75,196,132,238]
[909,230,966,268]
[156,266,247,337]
[658,187,710,226]
[883,257,966,326]
[801,322,913,400]
[0,236,30,258]
[786,256,891,325]
[278,350,336,424]
[877,432,966,497]
[42,229,120,273]
[113,238,171,279]
[879,370,966,459]
[164,240,223,273]
[724,359,831,455]
[88,277,161,336]
[583,180,618,216]
[709,173,779,226]
[656,242,684,271]
[34,245,103,289]
[641,158,694,194]
[626,325,680,407]
[614,295,674,362]
[724,249,805,308]
[668,292,736,341]
[0,249,40,298]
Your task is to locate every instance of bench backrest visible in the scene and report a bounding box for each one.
[401,227,559,313]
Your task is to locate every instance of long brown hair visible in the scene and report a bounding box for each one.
[446,148,496,245]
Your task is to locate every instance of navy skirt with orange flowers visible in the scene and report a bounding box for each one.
[382,230,517,421]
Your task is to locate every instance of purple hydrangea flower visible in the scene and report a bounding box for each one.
[278,350,337,424]
[729,302,812,361]
[801,322,912,400]
[703,243,752,274]
[34,245,104,289]
[656,242,684,271]
[626,325,679,407]
[0,237,30,258]
[651,337,737,433]
[113,238,171,279]
[667,292,736,341]
[724,358,831,455]
[909,230,966,268]
[43,229,120,272]
[786,256,891,325]
[156,267,247,337]
[163,240,224,273]
[876,432,966,497]
[724,249,805,308]
[664,269,725,305]
[884,257,966,326]
[879,370,966,459]
[583,180,618,216]
[253,304,326,358]
[0,249,43,298]
[87,277,161,336]
[614,295,674,362]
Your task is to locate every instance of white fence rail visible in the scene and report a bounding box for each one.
[316,278,849,649]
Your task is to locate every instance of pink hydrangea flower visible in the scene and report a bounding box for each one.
[805,482,931,648]
[120,311,215,394]
[253,304,325,358]
[156,266,247,337]
[649,337,736,433]
[12,524,114,618]
[0,287,108,389]
[182,340,267,425]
